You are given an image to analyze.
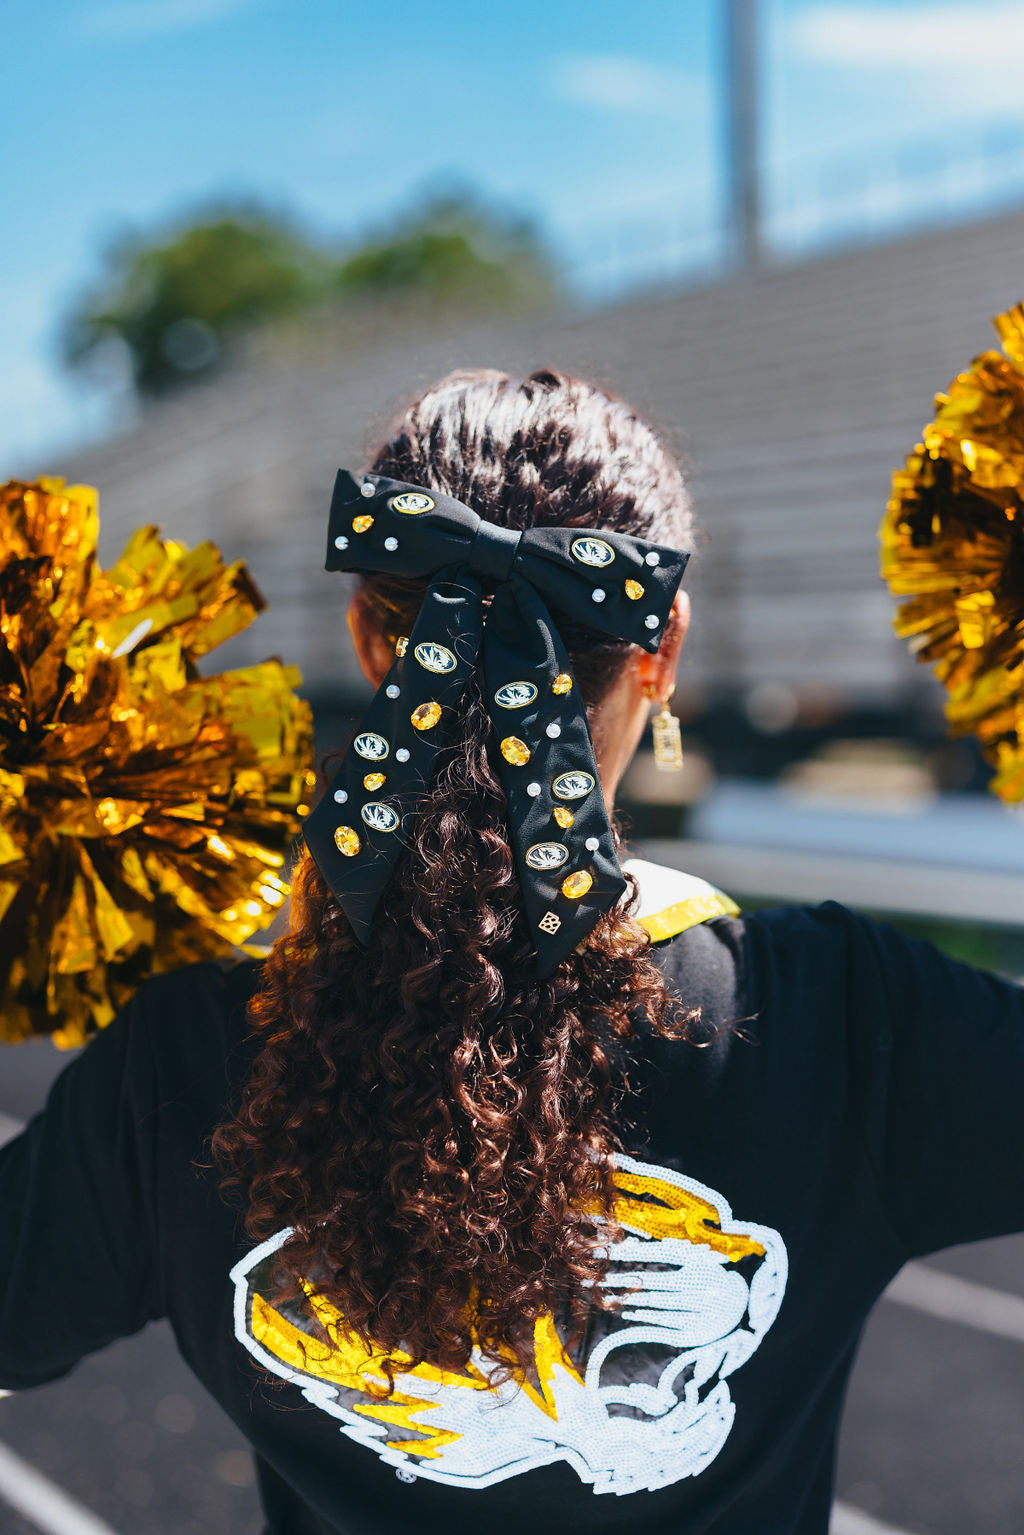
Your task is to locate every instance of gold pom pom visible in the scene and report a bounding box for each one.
[0,479,312,1046]
[881,304,1024,801]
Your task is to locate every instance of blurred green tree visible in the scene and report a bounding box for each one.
[335,194,553,309]
[63,209,324,394]
[63,192,555,397]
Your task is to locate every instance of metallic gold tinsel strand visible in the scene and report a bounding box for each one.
[0,478,314,1046]
[880,304,1024,803]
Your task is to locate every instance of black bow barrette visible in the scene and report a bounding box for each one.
[303,470,690,976]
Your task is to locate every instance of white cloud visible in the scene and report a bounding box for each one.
[549,55,709,120]
[79,0,259,42]
[791,3,1024,116]
[793,3,1024,70]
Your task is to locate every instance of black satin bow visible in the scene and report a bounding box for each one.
[303,470,690,976]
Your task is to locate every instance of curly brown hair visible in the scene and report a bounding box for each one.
[212,367,696,1386]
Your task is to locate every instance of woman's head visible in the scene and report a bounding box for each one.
[214,366,698,1387]
[367,366,691,545]
[350,367,693,798]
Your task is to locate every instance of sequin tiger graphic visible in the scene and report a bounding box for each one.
[229,1154,788,1495]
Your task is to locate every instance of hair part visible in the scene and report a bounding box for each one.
[213,367,697,1387]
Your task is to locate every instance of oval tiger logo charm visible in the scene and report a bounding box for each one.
[571,536,615,568]
[361,801,400,833]
[354,732,389,761]
[494,681,538,709]
[524,842,569,871]
[552,770,595,801]
[392,493,434,514]
[414,642,457,674]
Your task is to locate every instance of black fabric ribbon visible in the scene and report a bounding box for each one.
[303,470,690,977]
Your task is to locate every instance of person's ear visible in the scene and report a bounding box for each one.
[347,588,396,688]
[633,590,690,697]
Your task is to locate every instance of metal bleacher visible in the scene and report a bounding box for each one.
[47,204,1024,717]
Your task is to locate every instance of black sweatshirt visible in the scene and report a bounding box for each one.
[2,859,1023,1535]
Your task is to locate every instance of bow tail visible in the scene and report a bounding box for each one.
[483,579,628,978]
[303,570,483,943]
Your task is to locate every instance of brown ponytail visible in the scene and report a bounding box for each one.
[212,368,697,1384]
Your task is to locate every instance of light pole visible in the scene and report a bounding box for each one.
[725,0,761,271]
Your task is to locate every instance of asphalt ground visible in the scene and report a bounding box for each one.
[2,1035,1023,1535]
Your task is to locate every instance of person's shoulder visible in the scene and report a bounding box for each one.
[718,896,890,1037]
[119,955,264,1098]
[742,897,884,982]
[624,857,747,1019]
[626,857,741,945]
[130,955,263,1032]
[625,857,868,1017]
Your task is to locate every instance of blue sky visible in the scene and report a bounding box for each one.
[6,0,1024,471]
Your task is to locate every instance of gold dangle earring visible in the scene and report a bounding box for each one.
[644,683,684,772]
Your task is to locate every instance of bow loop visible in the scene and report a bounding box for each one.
[513,526,685,655]
[306,470,690,975]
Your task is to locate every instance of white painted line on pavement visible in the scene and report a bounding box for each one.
[0,1440,122,1535]
[884,1260,1024,1345]
[0,1121,126,1532]
[831,1502,913,1535]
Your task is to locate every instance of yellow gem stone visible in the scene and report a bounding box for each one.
[395,636,409,657]
[352,514,374,533]
[624,579,645,600]
[551,673,572,695]
[552,806,574,829]
[561,870,593,900]
[500,736,530,766]
[363,772,386,791]
[411,701,442,730]
[334,825,360,857]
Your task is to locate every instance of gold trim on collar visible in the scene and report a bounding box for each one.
[638,890,740,945]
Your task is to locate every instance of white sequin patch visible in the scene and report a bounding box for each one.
[230,1155,788,1496]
